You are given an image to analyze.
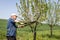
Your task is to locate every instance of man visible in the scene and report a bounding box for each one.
[6,13,23,40]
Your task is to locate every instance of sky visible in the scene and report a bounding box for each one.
[0,0,19,19]
[0,0,58,19]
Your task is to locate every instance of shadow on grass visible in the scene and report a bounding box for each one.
[42,34,60,39]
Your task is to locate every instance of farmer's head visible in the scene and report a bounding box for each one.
[10,13,17,20]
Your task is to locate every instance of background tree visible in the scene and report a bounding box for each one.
[47,0,60,37]
[55,0,60,25]
[47,0,56,36]
[16,0,48,40]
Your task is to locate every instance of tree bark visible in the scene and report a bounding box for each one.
[33,31,36,40]
[49,25,53,36]
[33,22,38,40]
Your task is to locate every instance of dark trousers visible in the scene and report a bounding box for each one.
[7,36,16,40]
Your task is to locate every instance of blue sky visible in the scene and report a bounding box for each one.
[0,0,58,19]
[0,0,19,19]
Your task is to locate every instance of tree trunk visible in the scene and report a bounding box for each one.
[33,31,36,40]
[33,28,36,40]
[50,25,53,36]
[33,22,38,40]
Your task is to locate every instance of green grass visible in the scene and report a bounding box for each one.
[0,19,7,40]
[0,19,60,40]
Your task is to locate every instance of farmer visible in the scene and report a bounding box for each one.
[6,13,23,40]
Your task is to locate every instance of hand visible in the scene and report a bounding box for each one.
[20,23,24,25]
[18,25,24,28]
[15,20,19,22]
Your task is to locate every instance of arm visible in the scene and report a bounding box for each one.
[18,25,24,28]
[10,19,18,28]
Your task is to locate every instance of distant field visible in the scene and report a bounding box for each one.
[0,19,60,40]
[0,19,7,40]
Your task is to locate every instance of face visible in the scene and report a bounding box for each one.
[12,15,17,20]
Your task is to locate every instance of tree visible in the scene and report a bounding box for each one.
[55,0,60,25]
[47,0,60,36]
[16,0,48,40]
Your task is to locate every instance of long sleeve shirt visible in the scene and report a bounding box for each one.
[6,18,17,36]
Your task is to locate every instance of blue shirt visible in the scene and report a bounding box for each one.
[6,18,17,36]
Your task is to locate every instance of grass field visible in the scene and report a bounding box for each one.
[0,19,60,40]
